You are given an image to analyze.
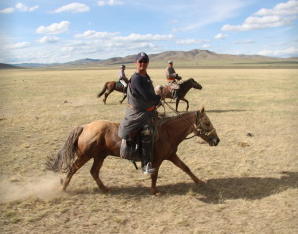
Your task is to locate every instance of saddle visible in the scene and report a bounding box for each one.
[120,135,141,162]
[116,81,123,89]
[120,123,159,162]
[166,85,172,92]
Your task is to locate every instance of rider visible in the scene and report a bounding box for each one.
[165,60,182,99]
[118,52,161,174]
[118,65,129,92]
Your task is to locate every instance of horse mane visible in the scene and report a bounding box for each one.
[180,78,193,84]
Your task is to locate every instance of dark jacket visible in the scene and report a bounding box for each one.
[118,72,161,140]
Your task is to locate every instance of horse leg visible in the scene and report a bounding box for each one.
[178,97,189,111]
[150,166,161,195]
[61,155,91,191]
[103,90,113,104]
[150,160,164,195]
[169,154,205,187]
[119,94,127,104]
[90,156,109,193]
[103,93,108,104]
[184,98,189,111]
[175,99,180,112]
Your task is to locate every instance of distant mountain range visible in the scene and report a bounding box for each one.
[2,49,298,69]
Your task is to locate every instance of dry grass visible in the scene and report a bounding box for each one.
[0,68,297,234]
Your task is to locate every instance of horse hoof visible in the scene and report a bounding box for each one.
[197,180,206,187]
[101,187,110,193]
[60,186,67,192]
[151,189,162,195]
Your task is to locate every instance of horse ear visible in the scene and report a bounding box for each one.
[200,106,205,114]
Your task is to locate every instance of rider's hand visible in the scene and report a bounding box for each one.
[155,99,162,106]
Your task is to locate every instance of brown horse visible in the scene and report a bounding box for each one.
[97,81,127,104]
[155,78,203,112]
[46,107,219,195]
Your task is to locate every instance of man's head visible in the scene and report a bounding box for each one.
[136,52,149,63]
[168,60,173,66]
[135,52,149,74]
[121,65,126,69]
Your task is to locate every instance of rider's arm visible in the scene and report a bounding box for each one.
[132,76,161,102]
[166,67,177,79]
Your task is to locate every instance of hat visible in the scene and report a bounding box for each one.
[121,65,126,68]
[135,52,149,62]
[168,60,173,64]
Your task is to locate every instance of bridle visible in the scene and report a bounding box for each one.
[162,100,216,140]
[191,111,216,139]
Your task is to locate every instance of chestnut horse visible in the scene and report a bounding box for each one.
[46,107,219,195]
[97,81,127,104]
[155,78,203,112]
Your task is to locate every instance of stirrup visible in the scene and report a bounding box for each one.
[142,162,156,175]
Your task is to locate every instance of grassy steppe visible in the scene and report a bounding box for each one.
[0,68,297,234]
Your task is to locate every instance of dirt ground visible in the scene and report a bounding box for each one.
[0,68,297,234]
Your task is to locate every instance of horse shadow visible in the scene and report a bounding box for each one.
[89,171,298,203]
[207,109,247,113]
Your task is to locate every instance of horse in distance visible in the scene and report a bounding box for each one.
[155,78,203,112]
[97,81,127,104]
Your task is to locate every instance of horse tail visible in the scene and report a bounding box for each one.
[45,125,84,173]
[97,82,108,98]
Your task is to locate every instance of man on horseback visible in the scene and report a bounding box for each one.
[165,60,182,99]
[118,52,162,174]
[118,65,129,93]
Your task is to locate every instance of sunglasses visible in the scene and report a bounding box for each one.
[138,59,148,63]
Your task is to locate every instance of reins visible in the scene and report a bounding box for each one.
[161,100,198,140]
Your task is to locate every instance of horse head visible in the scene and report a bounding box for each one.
[193,107,220,146]
[188,78,203,90]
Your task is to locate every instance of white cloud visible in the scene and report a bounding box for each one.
[16,3,39,12]
[170,19,178,24]
[232,40,255,44]
[36,21,70,35]
[214,33,229,39]
[38,36,60,44]
[176,39,208,45]
[60,32,172,61]
[5,42,31,49]
[222,0,298,31]
[74,31,174,43]
[115,33,174,42]
[53,3,89,13]
[257,47,298,57]
[74,30,120,39]
[171,0,249,32]
[254,0,298,16]
[0,3,38,13]
[0,7,15,14]
[202,44,211,49]
[222,15,296,31]
[97,0,123,6]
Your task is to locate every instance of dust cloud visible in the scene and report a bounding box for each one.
[0,174,62,203]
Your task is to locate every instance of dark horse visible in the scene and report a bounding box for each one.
[46,107,219,195]
[97,81,127,104]
[155,78,203,112]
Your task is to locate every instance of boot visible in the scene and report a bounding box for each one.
[140,124,156,174]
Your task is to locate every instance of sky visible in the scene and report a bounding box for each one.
[0,0,297,64]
